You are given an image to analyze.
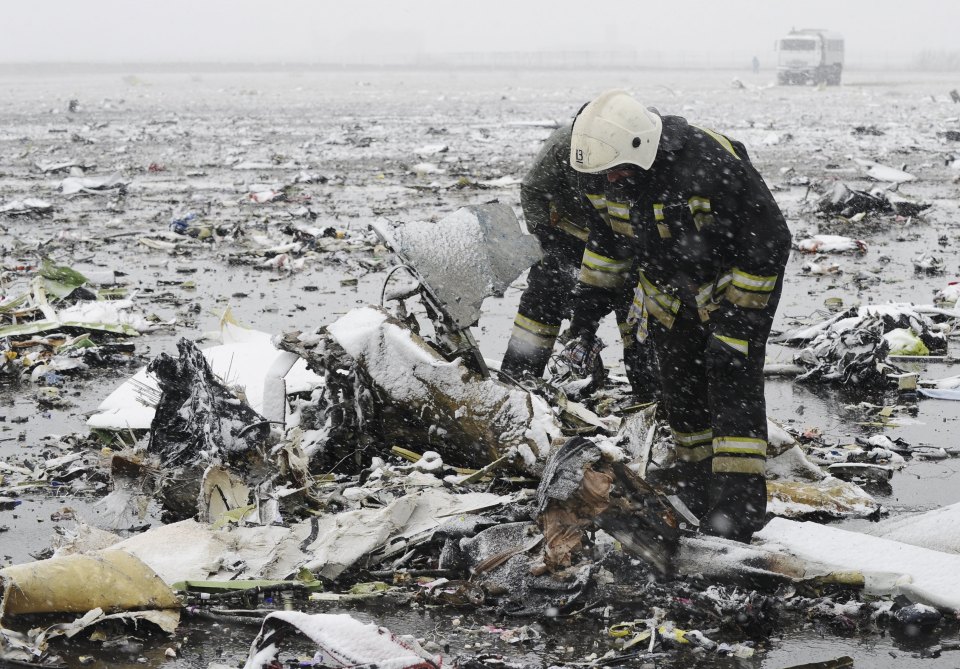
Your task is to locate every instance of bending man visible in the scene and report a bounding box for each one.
[501,120,660,402]
[565,90,791,542]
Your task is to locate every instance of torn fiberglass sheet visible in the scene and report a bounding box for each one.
[0,550,180,618]
[754,518,960,609]
[864,501,960,553]
[775,303,958,345]
[298,488,514,580]
[918,388,960,400]
[50,488,514,586]
[765,446,877,519]
[59,172,127,195]
[0,198,54,215]
[242,612,440,669]
[0,298,154,338]
[110,520,303,585]
[853,158,917,183]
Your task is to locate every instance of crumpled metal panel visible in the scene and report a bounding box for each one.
[373,203,542,329]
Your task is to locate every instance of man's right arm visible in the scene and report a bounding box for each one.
[520,126,570,232]
[520,129,568,234]
[567,205,634,338]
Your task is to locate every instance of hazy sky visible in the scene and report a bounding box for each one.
[3,0,956,62]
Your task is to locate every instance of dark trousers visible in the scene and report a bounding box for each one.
[649,278,782,540]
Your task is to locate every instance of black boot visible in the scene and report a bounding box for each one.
[673,459,712,521]
[702,473,767,543]
[624,339,662,403]
[500,339,553,384]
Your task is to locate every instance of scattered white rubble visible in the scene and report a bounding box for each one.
[796,234,867,254]
[853,158,917,183]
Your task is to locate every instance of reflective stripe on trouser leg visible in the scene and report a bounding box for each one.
[507,319,559,352]
[673,428,714,462]
[707,274,783,481]
[501,312,563,380]
[712,436,766,475]
[648,313,711,463]
[501,311,562,379]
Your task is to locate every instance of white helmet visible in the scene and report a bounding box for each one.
[570,90,663,172]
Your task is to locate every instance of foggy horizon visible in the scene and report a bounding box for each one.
[4,0,959,66]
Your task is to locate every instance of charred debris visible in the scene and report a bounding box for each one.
[4,203,960,668]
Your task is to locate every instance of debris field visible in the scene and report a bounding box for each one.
[2,68,960,668]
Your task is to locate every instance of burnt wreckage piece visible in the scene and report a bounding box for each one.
[147,337,272,520]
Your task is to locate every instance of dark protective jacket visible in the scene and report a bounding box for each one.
[563,113,791,539]
[501,123,659,398]
[569,114,791,338]
[567,113,790,503]
[520,123,605,245]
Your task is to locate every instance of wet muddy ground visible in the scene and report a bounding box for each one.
[3,66,960,667]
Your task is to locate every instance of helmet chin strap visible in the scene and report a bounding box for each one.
[606,168,636,183]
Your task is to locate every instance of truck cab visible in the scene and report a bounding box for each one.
[776,29,844,85]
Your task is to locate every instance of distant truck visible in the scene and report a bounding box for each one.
[775,29,844,85]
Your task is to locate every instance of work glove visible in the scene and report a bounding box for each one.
[559,334,605,378]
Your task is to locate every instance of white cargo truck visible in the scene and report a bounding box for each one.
[776,29,844,85]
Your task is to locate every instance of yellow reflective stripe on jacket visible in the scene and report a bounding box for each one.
[689,198,714,230]
[731,268,778,293]
[696,284,712,308]
[694,274,733,317]
[606,200,634,237]
[688,196,711,214]
[693,125,740,159]
[556,218,589,241]
[638,274,680,313]
[609,218,635,237]
[713,456,765,475]
[713,436,767,457]
[514,314,561,338]
[585,193,607,210]
[643,296,676,328]
[509,325,556,350]
[725,285,772,309]
[713,333,749,356]
[581,250,631,288]
[607,201,630,220]
[652,203,671,237]
[714,272,732,295]
[583,249,630,273]
[638,274,680,328]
